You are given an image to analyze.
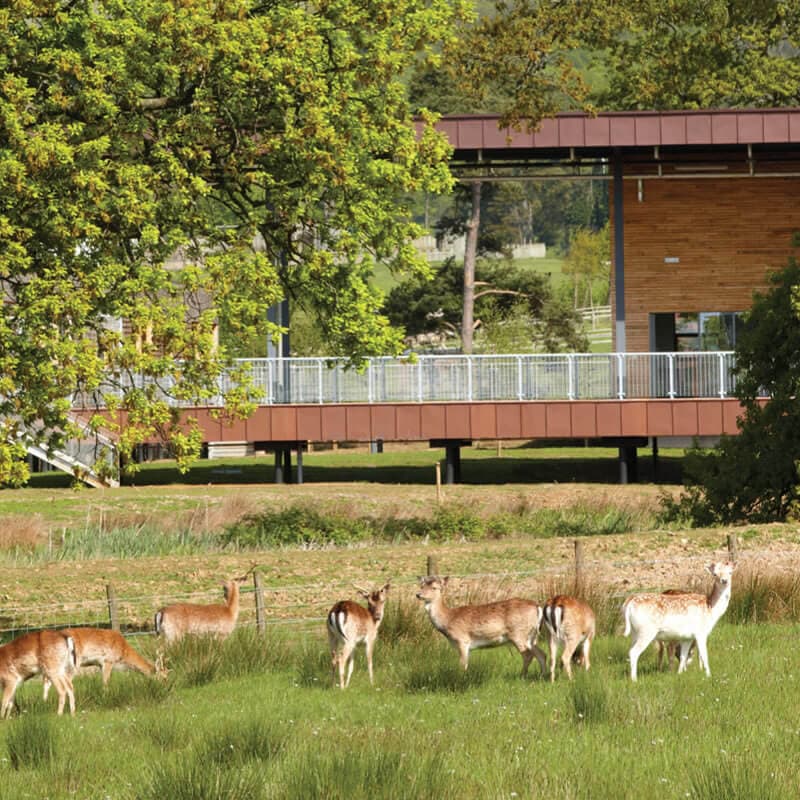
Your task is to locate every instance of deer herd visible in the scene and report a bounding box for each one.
[0,560,735,718]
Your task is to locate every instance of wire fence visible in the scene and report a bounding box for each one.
[2,533,782,641]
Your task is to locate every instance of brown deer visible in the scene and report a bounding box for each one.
[541,595,596,681]
[327,582,391,689]
[43,628,158,699]
[623,562,735,681]
[0,630,77,718]
[654,590,696,670]
[415,576,547,677]
[155,576,247,644]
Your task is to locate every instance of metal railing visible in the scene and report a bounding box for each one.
[74,351,742,408]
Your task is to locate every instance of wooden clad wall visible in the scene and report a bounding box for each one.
[611,176,800,352]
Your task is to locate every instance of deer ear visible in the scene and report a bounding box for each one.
[442,576,449,587]
[382,582,391,592]
[706,563,716,575]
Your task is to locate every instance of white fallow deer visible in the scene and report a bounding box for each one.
[0,630,77,718]
[155,574,249,644]
[43,628,159,700]
[623,561,735,681]
[541,595,596,682]
[326,582,391,689]
[415,576,547,677]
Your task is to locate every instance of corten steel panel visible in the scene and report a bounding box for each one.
[711,114,738,144]
[532,118,559,147]
[244,407,271,440]
[609,116,636,146]
[620,402,648,436]
[296,406,322,441]
[445,404,472,438]
[687,114,712,144]
[193,408,223,442]
[660,115,687,145]
[634,116,661,145]
[470,404,497,439]
[672,401,700,436]
[595,402,622,436]
[545,403,572,437]
[481,120,511,148]
[645,402,675,436]
[421,404,446,439]
[436,119,460,144]
[370,406,397,440]
[219,416,247,442]
[496,404,522,439]
[764,113,790,142]
[346,406,372,441]
[697,401,724,435]
[396,405,422,440]
[458,119,484,149]
[584,116,611,147]
[570,403,598,437]
[520,404,548,438]
[320,406,347,441]
[790,113,800,141]
[558,116,586,146]
[271,406,298,440]
[737,114,764,143]
[722,400,744,435]
[499,125,534,148]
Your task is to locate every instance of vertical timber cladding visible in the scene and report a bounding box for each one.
[610,174,800,352]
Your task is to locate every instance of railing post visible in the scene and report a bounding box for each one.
[367,358,374,404]
[417,356,424,402]
[317,359,324,404]
[253,570,266,634]
[268,358,274,404]
[668,353,676,398]
[718,352,726,398]
[517,356,524,400]
[467,355,473,401]
[567,354,575,400]
[616,353,625,399]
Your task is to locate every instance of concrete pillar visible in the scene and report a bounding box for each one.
[444,443,462,484]
[295,443,304,485]
[619,445,638,484]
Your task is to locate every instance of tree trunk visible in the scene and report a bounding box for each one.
[461,181,482,354]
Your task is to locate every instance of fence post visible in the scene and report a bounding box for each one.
[253,571,266,634]
[427,556,438,577]
[727,533,738,563]
[574,540,584,594]
[106,584,119,632]
[435,461,442,504]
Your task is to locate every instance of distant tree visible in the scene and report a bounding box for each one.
[666,259,800,523]
[562,226,610,310]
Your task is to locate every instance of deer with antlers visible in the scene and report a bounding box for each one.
[1,630,77,718]
[155,569,253,644]
[623,562,735,681]
[326,582,391,689]
[416,576,547,677]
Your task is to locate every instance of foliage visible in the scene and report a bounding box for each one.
[384,257,586,351]
[562,225,610,309]
[599,1,800,110]
[0,0,462,485]
[663,260,800,523]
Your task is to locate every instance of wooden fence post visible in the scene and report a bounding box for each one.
[574,539,584,594]
[106,584,119,631]
[727,533,738,563]
[435,461,442,504]
[253,570,266,635]
[427,556,438,577]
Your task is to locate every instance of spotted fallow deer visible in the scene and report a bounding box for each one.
[654,590,696,670]
[415,576,547,677]
[623,562,735,681]
[326,582,391,689]
[0,630,77,718]
[154,576,246,644]
[43,628,158,700]
[541,595,596,682]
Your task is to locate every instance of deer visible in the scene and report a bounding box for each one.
[623,561,735,681]
[42,628,159,700]
[0,630,77,718]
[154,573,250,644]
[415,576,547,677]
[326,582,391,689]
[540,595,596,682]
[654,590,696,670]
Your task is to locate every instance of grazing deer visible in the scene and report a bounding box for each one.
[623,562,735,681]
[43,628,158,699]
[415,576,547,677]
[541,595,596,682]
[327,582,391,689]
[0,630,77,718]
[155,576,246,644]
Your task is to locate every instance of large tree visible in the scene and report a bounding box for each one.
[0,0,461,484]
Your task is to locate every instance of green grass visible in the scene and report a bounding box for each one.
[0,622,798,799]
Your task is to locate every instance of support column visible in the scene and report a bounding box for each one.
[295,443,304,485]
[613,150,626,352]
[274,448,285,484]
[444,444,462,485]
[651,437,659,481]
[618,445,638,484]
[283,447,292,484]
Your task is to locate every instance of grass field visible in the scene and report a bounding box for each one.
[3,447,800,798]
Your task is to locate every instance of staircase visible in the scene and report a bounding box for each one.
[24,416,119,488]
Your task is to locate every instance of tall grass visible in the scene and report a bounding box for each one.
[6,713,58,770]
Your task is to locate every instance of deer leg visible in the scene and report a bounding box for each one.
[581,637,592,672]
[456,641,470,670]
[548,635,559,682]
[344,644,356,688]
[677,641,692,674]
[629,634,654,682]
[43,676,51,701]
[365,639,375,686]
[1,680,18,719]
[561,639,577,680]
[102,661,113,686]
[694,636,711,677]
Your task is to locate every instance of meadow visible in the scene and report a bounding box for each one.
[2,447,800,799]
